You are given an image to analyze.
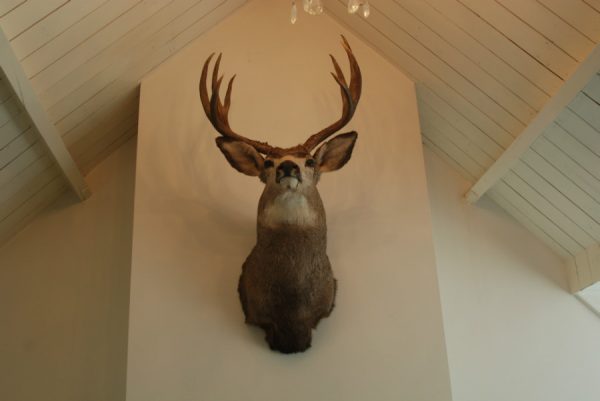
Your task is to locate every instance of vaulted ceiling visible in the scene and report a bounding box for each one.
[0,0,599,294]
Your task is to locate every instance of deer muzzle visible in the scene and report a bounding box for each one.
[276,160,302,189]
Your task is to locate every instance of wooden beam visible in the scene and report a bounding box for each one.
[0,27,90,200]
[465,44,600,203]
[567,243,600,293]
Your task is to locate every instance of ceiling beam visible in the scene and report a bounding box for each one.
[0,27,90,200]
[465,44,600,203]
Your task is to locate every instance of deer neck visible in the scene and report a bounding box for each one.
[256,187,326,245]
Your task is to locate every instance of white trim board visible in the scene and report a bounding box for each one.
[466,44,600,203]
[0,26,90,200]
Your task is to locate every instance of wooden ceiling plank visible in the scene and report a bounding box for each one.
[0,1,25,19]
[21,0,141,81]
[0,175,66,246]
[557,107,600,158]
[544,123,600,179]
[329,0,516,148]
[0,97,21,126]
[458,0,577,79]
[0,141,45,187]
[466,44,600,203]
[0,165,60,221]
[0,26,90,200]
[497,0,595,62]
[538,0,600,43]
[531,137,600,205]
[513,159,600,241]
[422,125,486,178]
[0,111,29,148]
[9,0,108,61]
[417,85,505,158]
[583,0,600,13]
[488,187,573,258]
[418,101,496,168]
[41,0,221,121]
[398,0,549,111]
[423,136,477,182]
[0,127,36,168]
[503,170,596,247]
[375,0,537,125]
[367,1,526,135]
[0,0,68,40]
[27,0,172,93]
[60,92,139,146]
[570,92,600,134]
[493,179,583,255]
[0,155,54,205]
[423,0,563,93]
[582,73,600,102]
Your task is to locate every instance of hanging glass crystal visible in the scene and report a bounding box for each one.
[347,0,360,14]
[306,0,324,15]
[303,0,310,12]
[362,2,370,18]
[291,0,298,23]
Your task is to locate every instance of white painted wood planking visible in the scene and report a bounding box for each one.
[512,159,600,241]
[398,0,550,111]
[459,0,577,78]
[497,0,594,61]
[503,170,596,248]
[488,187,573,258]
[0,26,90,199]
[0,0,68,40]
[525,141,600,213]
[422,0,564,92]
[493,180,583,255]
[538,0,600,43]
[9,0,108,60]
[544,123,600,179]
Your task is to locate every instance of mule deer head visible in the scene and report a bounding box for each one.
[199,36,361,353]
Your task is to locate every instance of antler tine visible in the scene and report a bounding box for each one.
[199,54,274,155]
[303,35,362,152]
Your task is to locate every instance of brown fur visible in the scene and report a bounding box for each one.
[238,187,336,353]
[217,132,357,354]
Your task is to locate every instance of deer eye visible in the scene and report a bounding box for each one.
[264,160,274,168]
[305,159,316,168]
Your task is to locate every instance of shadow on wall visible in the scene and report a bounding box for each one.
[0,138,137,401]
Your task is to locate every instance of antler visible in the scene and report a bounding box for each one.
[302,35,362,152]
[199,35,361,156]
[199,53,276,155]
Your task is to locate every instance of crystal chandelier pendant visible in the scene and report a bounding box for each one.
[362,2,370,18]
[291,0,298,24]
[347,0,360,14]
[290,0,369,23]
[306,0,324,15]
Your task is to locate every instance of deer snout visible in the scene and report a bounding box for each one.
[276,161,302,183]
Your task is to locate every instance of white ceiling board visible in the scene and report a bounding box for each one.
[0,0,245,245]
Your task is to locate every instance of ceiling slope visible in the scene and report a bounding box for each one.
[488,73,600,293]
[327,0,600,183]
[0,0,246,173]
[0,0,245,245]
[327,0,600,293]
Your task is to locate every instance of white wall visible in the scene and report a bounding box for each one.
[0,139,136,401]
[127,0,452,400]
[425,147,600,401]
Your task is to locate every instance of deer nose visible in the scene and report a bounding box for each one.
[276,160,301,182]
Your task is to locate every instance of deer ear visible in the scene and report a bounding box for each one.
[216,137,264,176]
[314,131,358,173]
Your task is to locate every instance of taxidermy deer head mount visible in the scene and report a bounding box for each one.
[199,36,361,353]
